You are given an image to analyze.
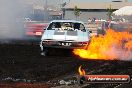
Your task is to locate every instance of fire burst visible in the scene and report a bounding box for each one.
[73,29,132,60]
[78,65,86,76]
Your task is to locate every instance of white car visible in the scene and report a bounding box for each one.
[40,20,91,56]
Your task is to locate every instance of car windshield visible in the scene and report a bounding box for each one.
[47,22,85,31]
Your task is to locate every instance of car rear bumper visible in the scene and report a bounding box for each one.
[26,31,43,36]
[40,40,89,49]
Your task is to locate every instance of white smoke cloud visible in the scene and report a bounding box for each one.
[104,46,132,61]
[0,0,29,40]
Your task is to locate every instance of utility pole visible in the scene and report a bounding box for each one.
[45,0,47,10]
[68,0,70,3]
[44,0,48,21]
[124,0,128,2]
[61,0,70,19]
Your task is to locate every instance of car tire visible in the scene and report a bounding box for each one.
[41,48,49,56]
[41,51,47,56]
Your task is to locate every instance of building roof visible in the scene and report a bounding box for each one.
[64,2,132,10]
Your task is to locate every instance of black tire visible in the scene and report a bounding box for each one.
[79,76,86,85]
[41,48,49,56]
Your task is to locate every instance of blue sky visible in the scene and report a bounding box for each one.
[37,0,132,6]
[69,0,132,2]
[73,0,111,2]
[44,0,132,5]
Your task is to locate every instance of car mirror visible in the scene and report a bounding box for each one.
[82,29,86,32]
[89,30,92,33]
[43,28,46,30]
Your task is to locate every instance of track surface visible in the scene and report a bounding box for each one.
[0,43,132,88]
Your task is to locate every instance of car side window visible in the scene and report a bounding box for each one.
[47,23,53,30]
[47,22,62,30]
[73,23,85,31]
[80,23,86,31]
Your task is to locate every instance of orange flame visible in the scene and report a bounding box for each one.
[73,29,132,60]
[78,65,86,76]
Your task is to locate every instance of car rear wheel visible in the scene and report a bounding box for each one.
[41,48,49,56]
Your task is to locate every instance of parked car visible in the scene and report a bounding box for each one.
[40,20,91,56]
[102,21,132,33]
[25,21,48,37]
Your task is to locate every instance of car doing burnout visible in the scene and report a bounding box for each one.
[40,20,91,56]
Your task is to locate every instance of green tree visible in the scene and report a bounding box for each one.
[107,4,115,20]
[62,2,67,7]
[74,6,81,20]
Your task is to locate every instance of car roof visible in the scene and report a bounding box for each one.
[50,20,84,24]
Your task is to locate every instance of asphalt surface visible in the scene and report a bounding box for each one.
[0,43,132,88]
